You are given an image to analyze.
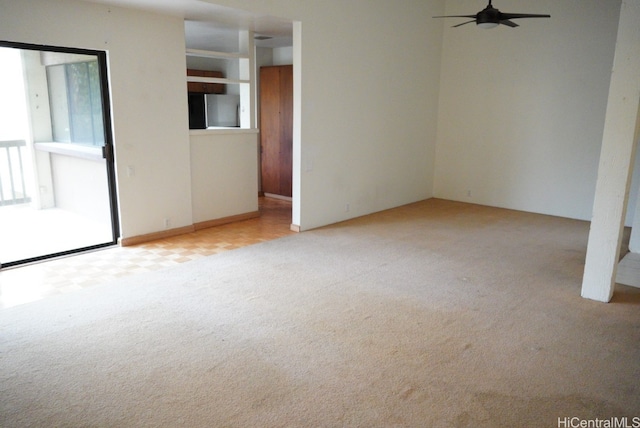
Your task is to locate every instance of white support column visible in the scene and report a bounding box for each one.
[238,30,255,129]
[291,21,302,231]
[581,0,640,302]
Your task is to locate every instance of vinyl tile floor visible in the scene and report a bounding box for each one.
[0,197,294,309]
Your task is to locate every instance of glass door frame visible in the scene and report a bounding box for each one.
[0,40,120,268]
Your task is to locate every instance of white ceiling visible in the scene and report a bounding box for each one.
[80,0,293,50]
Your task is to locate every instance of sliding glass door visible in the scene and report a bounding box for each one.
[0,42,118,268]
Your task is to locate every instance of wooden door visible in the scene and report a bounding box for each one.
[259,65,293,197]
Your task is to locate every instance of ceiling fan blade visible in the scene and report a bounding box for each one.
[499,13,550,20]
[452,20,477,28]
[433,14,477,19]
[500,19,519,27]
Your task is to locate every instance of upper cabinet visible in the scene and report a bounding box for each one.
[186,69,225,94]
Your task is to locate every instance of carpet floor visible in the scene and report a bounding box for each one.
[1,199,639,427]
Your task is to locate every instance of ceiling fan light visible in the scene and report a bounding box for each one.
[477,22,499,29]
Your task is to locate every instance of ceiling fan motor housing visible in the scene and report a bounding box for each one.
[432,1,550,29]
[477,6,500,25]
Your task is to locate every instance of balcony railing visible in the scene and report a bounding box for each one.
[0,139,31,206]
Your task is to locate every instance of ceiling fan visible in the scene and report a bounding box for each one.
[434,0,550,29]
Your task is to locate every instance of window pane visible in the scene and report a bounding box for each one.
[68,62,103,145]
[48,59,103,146]
[88,61,104,145]
[47,65,71,142]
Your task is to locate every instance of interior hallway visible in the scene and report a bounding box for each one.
[0,197,293,309]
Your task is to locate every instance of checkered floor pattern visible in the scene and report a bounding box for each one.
[0,198,293,308]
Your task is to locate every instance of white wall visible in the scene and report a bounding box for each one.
[434,0,623,222]
[0,0,193,239]
[190,131,258,223]
[272,47,293,66]
[49,154,112,226]
[215,0,446,230]
[5,0,630,241]
[3,0,445,236]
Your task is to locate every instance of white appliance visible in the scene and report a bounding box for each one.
[205,94,240,127]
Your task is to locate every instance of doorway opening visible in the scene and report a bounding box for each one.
[0,41,119,268]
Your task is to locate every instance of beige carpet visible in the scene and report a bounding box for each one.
[1,199,639,427]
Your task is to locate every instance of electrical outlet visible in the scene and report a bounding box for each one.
[345,203,350,212]
[164,218,171,229]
